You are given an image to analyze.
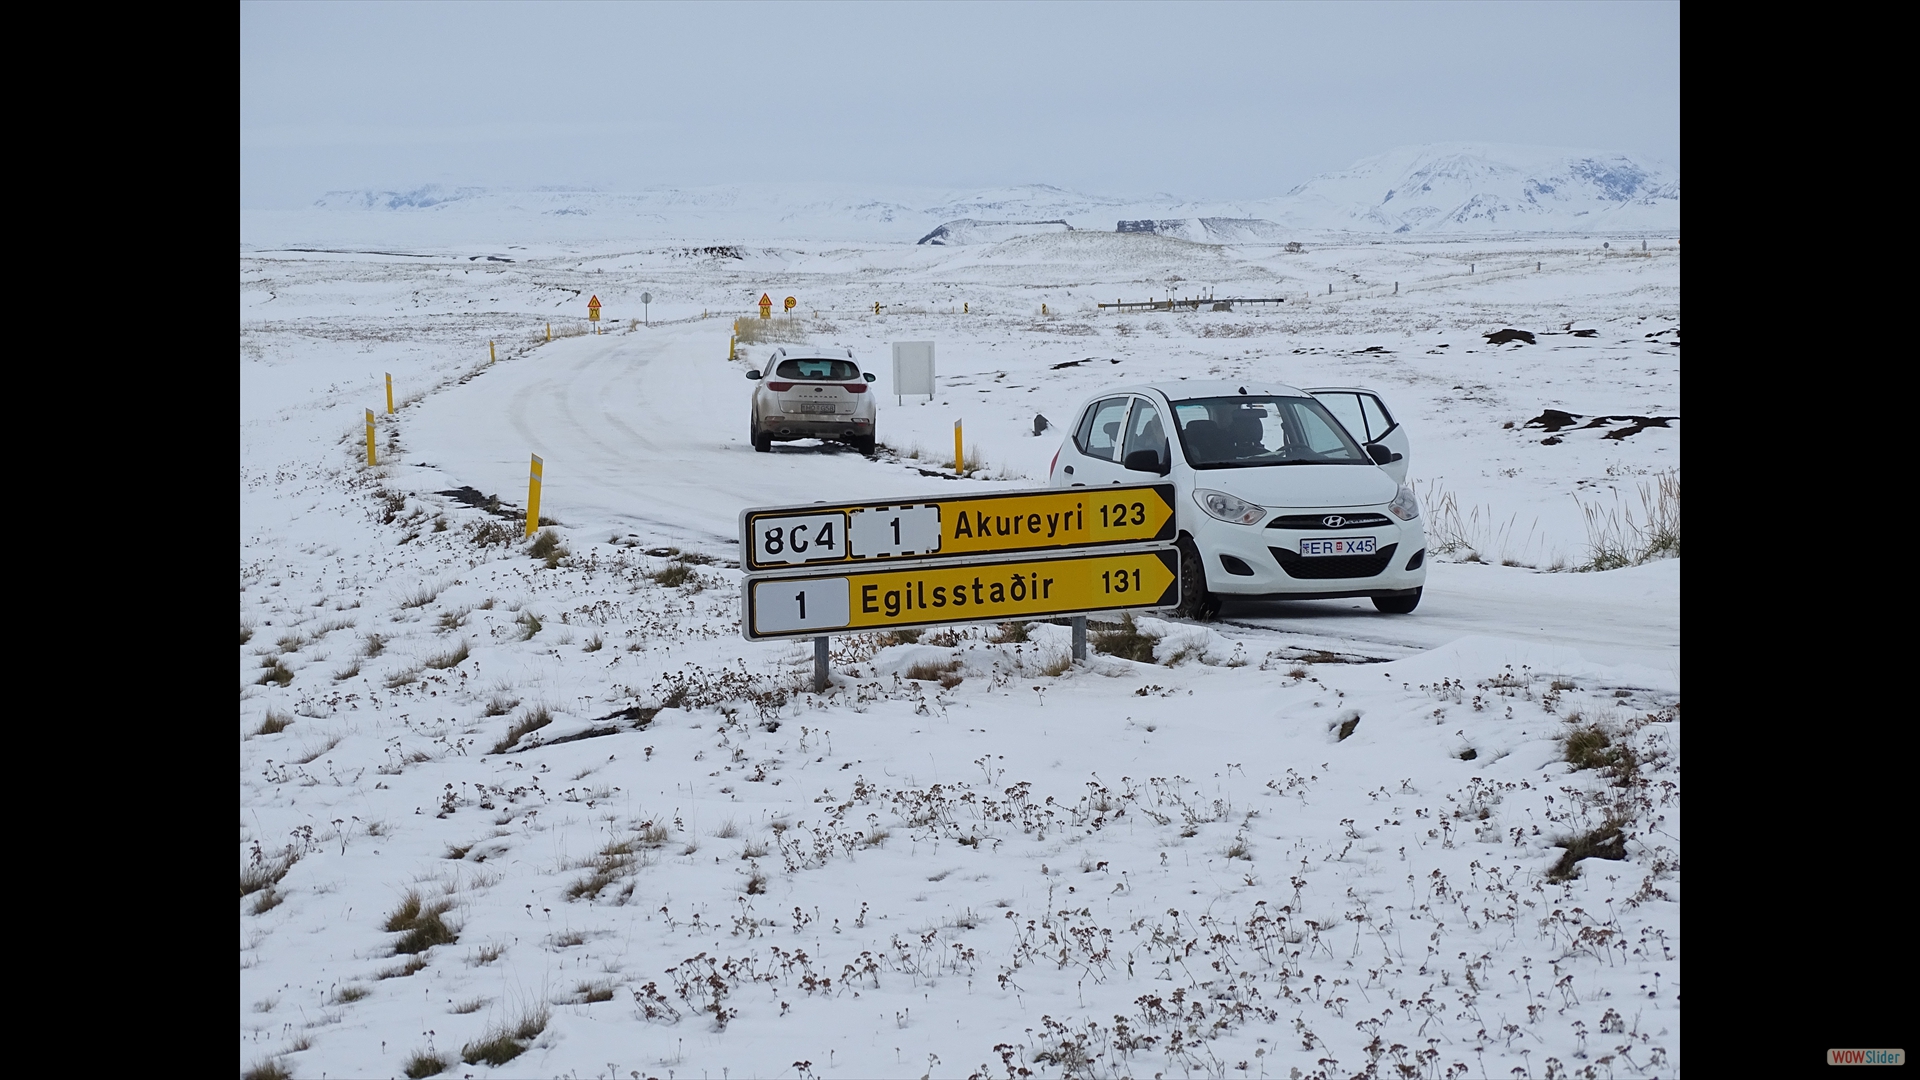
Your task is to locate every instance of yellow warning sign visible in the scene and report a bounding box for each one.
[740,484,1176,573]
[743,547,1179,640]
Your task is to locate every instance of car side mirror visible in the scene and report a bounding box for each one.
[746,369,762,380]
[1366,444,1402,465]
[1123,450,1169,476]
[863,372,876,382]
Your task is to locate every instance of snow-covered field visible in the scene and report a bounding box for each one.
[240,221,1678,1080]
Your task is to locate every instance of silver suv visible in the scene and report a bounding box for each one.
[746,346,879,455]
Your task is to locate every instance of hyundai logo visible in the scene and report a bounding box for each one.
[1322,515,1347,528]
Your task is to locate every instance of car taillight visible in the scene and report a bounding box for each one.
[842,383,867,393]
[767,381,794,391]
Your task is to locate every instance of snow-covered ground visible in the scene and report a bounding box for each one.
[240,223,1678,1079]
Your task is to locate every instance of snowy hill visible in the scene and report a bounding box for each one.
[256,144,1676,249]
[1252,143,1679,234]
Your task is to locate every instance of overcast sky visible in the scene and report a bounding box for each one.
[240,1,1678,209]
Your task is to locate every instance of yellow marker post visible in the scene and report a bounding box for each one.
[364,409,377,466]
[546,322,552,342]
[954,420,965,475]
[489,339,496,363]
[525,454,544,538]
[385,373,394,415]
[729,335,738,361]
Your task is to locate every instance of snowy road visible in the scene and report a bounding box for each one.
[407,324,1002,547]
[408,323,1678,688]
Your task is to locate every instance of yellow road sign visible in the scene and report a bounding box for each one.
[743,547,1179,640]
[740,484,1175,573]
[784,296,797,312]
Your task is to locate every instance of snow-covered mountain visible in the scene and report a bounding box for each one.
[261,144,1676,248]
[1250,143,1679,234]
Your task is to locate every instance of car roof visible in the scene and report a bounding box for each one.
[1079,380,1312,404]
[770,344,857,361]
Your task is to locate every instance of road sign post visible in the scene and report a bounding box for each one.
[743,547,1178,641]
[641,292,652,327]
[741,485,1176,574]
[738,485,1181,644]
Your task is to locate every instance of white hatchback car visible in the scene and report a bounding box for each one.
[746,346,878,455]
[1048,381,1424,619]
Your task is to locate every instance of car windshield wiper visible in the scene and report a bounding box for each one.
[1198,457,1356,468]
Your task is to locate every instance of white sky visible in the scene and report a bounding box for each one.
[239,0,1679,209]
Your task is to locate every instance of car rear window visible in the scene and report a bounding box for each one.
[774,358,860,381]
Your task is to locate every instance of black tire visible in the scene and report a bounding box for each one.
[1174,537,1221,621]
[1372,588,1421,614]
[853,435,876,457]
[751,417,771,453]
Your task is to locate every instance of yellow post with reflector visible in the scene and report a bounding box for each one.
[364,409,377,466]
[729,334,738,361]
[489,339,496,363]
[525,454,544,538]
[546,322,552,342]
[385,373,394,415]
[954,420,964,475]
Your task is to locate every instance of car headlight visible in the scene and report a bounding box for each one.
[1195,489,1267,525]
[1387,483,1420,521]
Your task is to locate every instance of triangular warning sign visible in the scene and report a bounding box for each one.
[588,295,602,307]
[759,294,772,305]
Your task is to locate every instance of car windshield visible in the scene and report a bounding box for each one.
[774,358,860,381]
[1169,396,1370,468]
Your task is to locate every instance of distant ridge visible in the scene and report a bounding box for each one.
[274,144,1677,247]
[917,219,1074,245]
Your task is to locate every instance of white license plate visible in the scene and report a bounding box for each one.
[791,403,839,414]
[1299,536,1377,557]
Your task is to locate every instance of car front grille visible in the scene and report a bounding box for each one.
[1266,513,1393,530]
[1269,543,1398,579]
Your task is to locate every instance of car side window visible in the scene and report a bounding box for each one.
[1316,392,1368,443]
[1075,397,1132,462]
[1121,399,1167,467]
[1360,394,1394,440]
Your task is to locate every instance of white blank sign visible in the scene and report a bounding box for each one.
[752,577,851,634]
[892,341,935,400]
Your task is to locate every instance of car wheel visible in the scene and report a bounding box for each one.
[752,418,771,453]
[853,435,876,457]
[1174,537,1220,621]
[1372,588,1421,614]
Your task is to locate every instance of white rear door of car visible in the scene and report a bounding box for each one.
[1305,387,1410,483]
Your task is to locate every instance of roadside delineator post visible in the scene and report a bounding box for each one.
[814,637,830,693]
[489,340,496,363]
[525,454,544,538]
[729,335,737,361]
[385,373,394,415]
[364,409,377,466]
[954,420,964,475]
[546,322,552,342]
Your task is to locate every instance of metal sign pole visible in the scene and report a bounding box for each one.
[814,637,830,692]
[1072,616,1087,661]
